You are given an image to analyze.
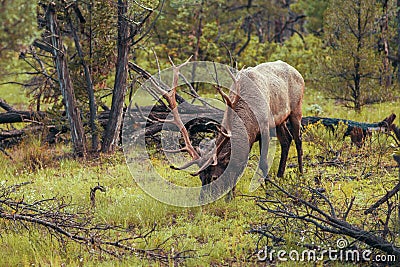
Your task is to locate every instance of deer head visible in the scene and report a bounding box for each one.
[166,65,246,195]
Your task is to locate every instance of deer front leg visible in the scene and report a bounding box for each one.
[258,130,270,178]
[276,123,293,177]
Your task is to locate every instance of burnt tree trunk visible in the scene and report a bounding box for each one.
[46,3,87,157]
[101,0,130,153]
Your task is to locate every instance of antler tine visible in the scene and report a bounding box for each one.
[170,157,202,170]
[212,67,241,140]
[213,85,234,139]
[226,66,237,82]
[214,85,233,108]
[216,125,232,138]
[162,56,200,160]
[168,55,193,69]
[191,154,216,176]
[191,135,230,176]
[226,66,240,104]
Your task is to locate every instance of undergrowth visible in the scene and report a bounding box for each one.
[0,91,399,266]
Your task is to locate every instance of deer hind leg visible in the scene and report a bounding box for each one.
[288,113,303,174]
[276,123,293,177]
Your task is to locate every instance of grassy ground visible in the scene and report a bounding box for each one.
[0,87,399,266]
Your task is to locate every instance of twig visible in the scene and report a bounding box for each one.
[0,146,13,160]
[364,182,400,215]
[90,185,106,208]
[343,196,355,221]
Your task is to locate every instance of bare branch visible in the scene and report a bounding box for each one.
[364,182,400,215]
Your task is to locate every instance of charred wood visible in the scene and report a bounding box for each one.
[0,110,46,124]
[300,113,396,136]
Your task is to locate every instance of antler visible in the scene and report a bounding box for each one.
[190,136,230,176]
[214,66,241,139]
[150,56,200,160]
[225,66,241,105]
[150,60,241,175]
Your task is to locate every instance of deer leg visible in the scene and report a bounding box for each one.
[258,130,270,177]
[288,114,303,174]
[225,187,235,202]
[276,123,293,177]
[199,174,213,202]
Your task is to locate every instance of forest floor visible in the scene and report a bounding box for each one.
[0,86,399,266]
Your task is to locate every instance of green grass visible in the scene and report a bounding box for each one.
[0,74,30,109]
[0,88,399,266]
[303,88,400,122]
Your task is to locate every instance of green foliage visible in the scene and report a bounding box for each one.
[138,1,231,73]
[140,0,294,73]
[320,0,393,110]
[269,34,326,84]
[291,0,328,34]
[237,36,274,68]
[0,1,41,76]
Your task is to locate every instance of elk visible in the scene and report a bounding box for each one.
[155,59,304,199]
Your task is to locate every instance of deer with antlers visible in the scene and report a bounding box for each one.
[154,59,304,200]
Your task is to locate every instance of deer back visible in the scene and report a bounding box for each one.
[234,61,304,132]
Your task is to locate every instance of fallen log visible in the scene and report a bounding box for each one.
[0,99,16,112]
[0,125,67,148]
[0,98,46,124]
[300,113,398,147]
[0,111,47,124]
[0,99,223,148]
[301,113,396,136]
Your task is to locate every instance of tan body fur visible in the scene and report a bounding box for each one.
[199,61,305,189]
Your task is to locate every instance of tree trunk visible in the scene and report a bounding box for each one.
[191,1,204,86]
[381,0,391,88]
[354,1,362,111]
[101,0,131,153]
[46,3,87,157]
[397,0,400,82]
[66,5,99,152]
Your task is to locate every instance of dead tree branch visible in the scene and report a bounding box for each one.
[255,177,400,261]
[0,182,193,263]
[0,99,16,112]
[364,182,400,215]
[90,184,106,208]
